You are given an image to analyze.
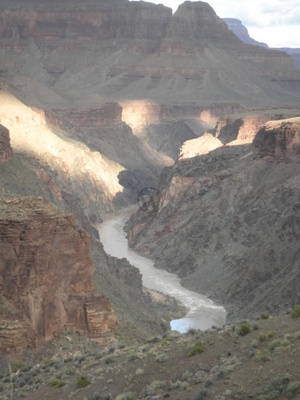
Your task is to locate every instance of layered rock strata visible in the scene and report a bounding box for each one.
[253,117,300,160]
[0,0,299,105]
[0,196,117,355]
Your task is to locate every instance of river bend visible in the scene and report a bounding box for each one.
[98,207,226,333]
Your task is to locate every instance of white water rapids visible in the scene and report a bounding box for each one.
[98,207,226,333]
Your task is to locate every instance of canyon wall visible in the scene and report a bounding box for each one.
[0,196,117,355]
[0,0,299,106]
[126,117,300,320]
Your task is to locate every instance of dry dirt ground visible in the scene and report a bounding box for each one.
[0,309,299,400]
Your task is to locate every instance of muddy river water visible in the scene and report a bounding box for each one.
[98,207,226,333]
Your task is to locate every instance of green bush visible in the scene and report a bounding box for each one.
[187,341,205,357]
[260,312,269,320]
[77,376,90,388]
[237,323,251,336]
[258,333,267,342]
[285,381,300,397]
[49,377,65,388]
[291,304,300,318]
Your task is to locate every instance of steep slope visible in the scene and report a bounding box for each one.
[126,117,300,321]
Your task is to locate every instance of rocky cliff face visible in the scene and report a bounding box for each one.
[254,117,300,160]
[0,124,13,163]
[126,116,300,320]
[0,196,117,355]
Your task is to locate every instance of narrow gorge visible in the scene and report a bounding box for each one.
[0,0,300,357]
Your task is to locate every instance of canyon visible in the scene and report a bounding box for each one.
[0,0,300,357]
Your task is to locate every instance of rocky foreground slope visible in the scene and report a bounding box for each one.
[127,117,300,321]
[0,311,299,400]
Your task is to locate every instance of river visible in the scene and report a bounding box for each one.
[98,207,226,333]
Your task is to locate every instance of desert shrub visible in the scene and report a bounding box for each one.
[237,322,251,336]
[291,304,300,318]
[293,331,300,340]
[267,331,275,339]
[77,375,90,388]
[161,337,170,346]
[187,341,205,357]
[181,371,193,382]
[144,335,162,344]
[103,356,114,365]
[10,360,26,373]
[49,377,65,388]
[169,380,189,390]
[258,333,268,342]
[285,381,300,397]
[142,380,166,396]
[187,328,198,335]
[260,312,269,320]
[193,370,206,384]
[255,350,271,362]
[90,395,112,400]
[115,391,135,400]
[127,353,139,362]
[254,374,292,399]
[268,339,287,351]
[195,389,209,399]
[155,353,169,363]
[135,368,144,376]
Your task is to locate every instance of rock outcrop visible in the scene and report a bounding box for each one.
[253,117,300,160]
[0,196,117,355]
[215,114,285,144]
[0,124,13,163]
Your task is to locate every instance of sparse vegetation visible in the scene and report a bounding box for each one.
[291,304,300,318]
[187,341,205,357]
[237,322,251,336]
[0,313,298,400]
[77,375,91,388]
[49,377,65,388]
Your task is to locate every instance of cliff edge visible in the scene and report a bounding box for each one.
[0,196,117,355]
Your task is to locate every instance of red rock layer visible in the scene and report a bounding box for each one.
[0,196,117,355]
[253,117,300,160]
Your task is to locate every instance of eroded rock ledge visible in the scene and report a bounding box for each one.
[0,196,117,355]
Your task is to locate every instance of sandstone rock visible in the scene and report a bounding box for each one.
[178,133,222,159]
[215,114,285,144]
[0,196,117,355]
[0,124,13,163]
[253,117,300,160]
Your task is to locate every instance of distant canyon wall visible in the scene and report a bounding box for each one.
[0,0,299,96]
